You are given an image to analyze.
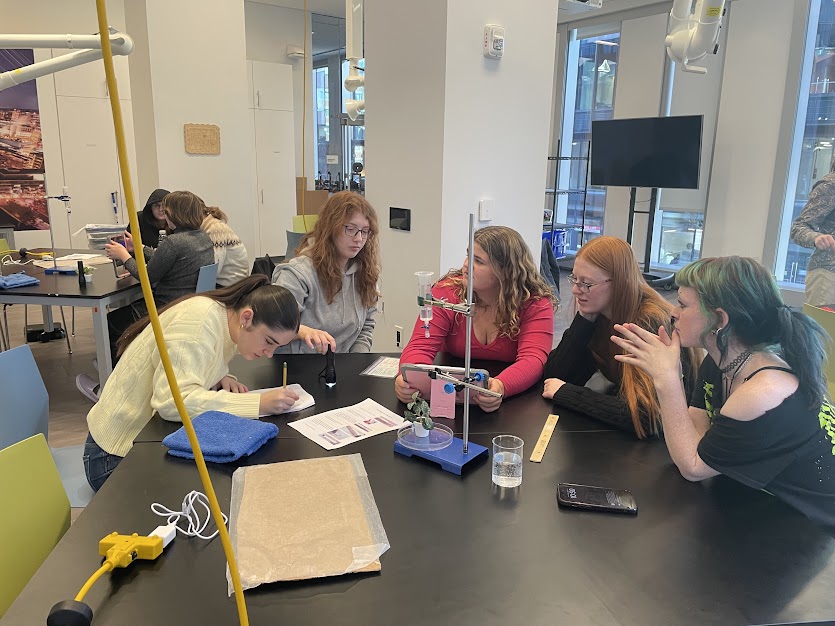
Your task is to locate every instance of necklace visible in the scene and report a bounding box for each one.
[719,349,753,375]
[722,350,754,400]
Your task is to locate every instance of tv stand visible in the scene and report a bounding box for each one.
[626,187,675,290]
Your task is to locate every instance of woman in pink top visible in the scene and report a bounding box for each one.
[396,226,558,412]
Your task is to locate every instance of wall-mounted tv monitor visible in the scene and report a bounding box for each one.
[590,115,703,189]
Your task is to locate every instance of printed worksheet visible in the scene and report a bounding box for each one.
[287,398,405,450]
[359,356,400,378]
[250,383,315,417]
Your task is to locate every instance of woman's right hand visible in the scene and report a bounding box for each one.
[395,374,417,403]
[297,325,337,354]
[814,234,835,251]
[257,388,299,415]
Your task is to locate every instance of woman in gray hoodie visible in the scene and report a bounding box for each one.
[272,191,380,353]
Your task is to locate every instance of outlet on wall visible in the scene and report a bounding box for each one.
[478,199,493,221]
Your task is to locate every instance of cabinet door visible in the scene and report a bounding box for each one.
[254,109,296,255]
[55,96,122,245]
[251,61,293,111]
[52,49,132,100]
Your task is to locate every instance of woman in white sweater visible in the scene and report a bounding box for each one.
[202,205,249,287]
[83,275,300,491]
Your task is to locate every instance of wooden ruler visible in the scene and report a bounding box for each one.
[529,414,559,463]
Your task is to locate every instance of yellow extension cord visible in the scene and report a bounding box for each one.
[91,2,249,623]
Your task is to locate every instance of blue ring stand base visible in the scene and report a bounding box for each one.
[394,437,489,475]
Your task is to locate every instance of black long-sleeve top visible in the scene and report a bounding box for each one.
[544,313,696,437]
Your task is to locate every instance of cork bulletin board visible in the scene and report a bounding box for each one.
[184,123,221,155]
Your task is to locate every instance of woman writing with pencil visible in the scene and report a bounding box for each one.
[84,276,301,491]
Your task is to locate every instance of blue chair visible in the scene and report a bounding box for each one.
[286,230,305,259]
[0,345,48,451]
[0,344,93,508]
[196,262,219,293]
[0,434,71,617]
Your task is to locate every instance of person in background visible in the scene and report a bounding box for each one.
[202,205,249,287]
[396,226,557,413]
[83,276,301,491]
[127,188,170,248]
[542,236,701,438]
[272,191,380,354]
[613,256,835,536]
[790,169,835,306]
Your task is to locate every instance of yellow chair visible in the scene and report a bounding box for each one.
[803,303,835,399]
[0,434,71,617]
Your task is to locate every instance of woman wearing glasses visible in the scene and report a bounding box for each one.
[396,226,558,412]
[542,236,700,438]
[272,191,380,353]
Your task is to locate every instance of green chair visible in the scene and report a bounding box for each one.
[0,434,71,617]
[803,303,835,399]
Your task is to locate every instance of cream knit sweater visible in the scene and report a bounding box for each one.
[201,216,249,287]
[87,297,261,457]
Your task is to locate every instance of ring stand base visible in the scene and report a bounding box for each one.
[394,434,489,475]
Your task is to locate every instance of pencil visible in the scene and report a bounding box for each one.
[283,361,287,390]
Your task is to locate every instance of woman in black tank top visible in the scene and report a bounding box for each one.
[611,256,835,536]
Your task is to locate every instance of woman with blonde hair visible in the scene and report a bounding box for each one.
[272,191,381,353]
[397,226,558,412]
[542,236,700,438]
[202,205,249,287]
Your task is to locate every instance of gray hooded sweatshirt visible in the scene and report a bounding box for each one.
[272,255,377,353]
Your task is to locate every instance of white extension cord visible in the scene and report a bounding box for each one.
[151,490,229,540]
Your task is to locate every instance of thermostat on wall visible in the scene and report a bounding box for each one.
[483,25,504,60]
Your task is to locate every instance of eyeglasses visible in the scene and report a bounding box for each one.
[567,273,612,293]
[343,225,371,240]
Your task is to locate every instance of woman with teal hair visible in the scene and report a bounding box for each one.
[611,256,835,536]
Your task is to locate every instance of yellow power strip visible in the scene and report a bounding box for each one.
[529,414,559,463]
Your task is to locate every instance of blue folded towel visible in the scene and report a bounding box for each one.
[162,411,278,463]
[0,272,40,289]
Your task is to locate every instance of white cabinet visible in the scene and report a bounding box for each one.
[54,97,137,243]
[248,61,293,111]
[254,109,296,255]
[51,49,132,100]
[249,61,296,256]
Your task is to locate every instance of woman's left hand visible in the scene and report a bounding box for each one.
[542,378,566,400]
[217,375,249,393]
[104,241,131,263]
[611,323,681,383]
[474,378,504,413]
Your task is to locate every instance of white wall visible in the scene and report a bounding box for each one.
[366,0,558,352]
[364,0,448,352]
[701,0,798,261]
[125,0,257,259]
[244,1,315,189]
[603,11,668,251]
[440,0,559,273]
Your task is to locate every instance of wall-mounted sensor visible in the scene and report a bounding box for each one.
[390,207,411,231]
[483,25,504,60]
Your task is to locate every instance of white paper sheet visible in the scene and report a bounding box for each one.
[250,383,315,417]
[359,356,400,378]
[288,398,405,450]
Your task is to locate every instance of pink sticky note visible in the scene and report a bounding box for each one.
[430,378,456,419]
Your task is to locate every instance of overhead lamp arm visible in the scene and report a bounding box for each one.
[0,28,133,91]
[665,0,726,75]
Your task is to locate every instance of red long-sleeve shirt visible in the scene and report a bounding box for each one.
[399,282,554,397]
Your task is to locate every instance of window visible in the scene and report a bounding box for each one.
[313,66,330,178]
[775,1,835,286]
[554,28,621,255]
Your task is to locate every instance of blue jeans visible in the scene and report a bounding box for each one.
[83,432,123,492]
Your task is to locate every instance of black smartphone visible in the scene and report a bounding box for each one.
[557,483,638,515]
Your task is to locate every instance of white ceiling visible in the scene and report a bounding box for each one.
[249,0,346,18]
[558,0,671,23]
[251,0,671,21]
